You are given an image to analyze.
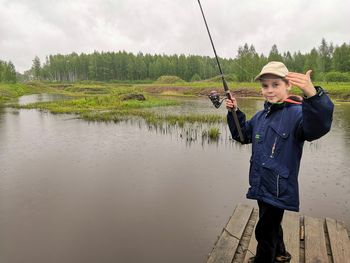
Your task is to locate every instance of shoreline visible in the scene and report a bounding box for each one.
[1,82,349,126]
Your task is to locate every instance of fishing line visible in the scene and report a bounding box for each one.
[197,0,244,142]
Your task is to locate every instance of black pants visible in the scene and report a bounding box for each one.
[254,200,286,263]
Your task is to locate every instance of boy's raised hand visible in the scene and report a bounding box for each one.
[285,70,317,98]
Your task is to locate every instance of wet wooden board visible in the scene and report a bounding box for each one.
[207,204,253,263]
[282,211,300,263]
[304,216,328,263]
[207,204,350,263]
[242,214,257,263]
[326,218,350,263]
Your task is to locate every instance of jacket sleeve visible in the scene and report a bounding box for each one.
[227,109,254,144]
[296,86,334,141]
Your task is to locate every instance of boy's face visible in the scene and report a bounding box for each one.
[260,74,291,103]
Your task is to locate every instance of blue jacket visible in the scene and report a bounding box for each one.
[227,87,334,211]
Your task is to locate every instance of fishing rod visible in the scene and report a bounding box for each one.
[197,0,244,142]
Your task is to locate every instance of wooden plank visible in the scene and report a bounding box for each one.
[304,216,328,263]
[242,208,258,263]
[282,211,300,263]
[226,204,254,238]
[207,231,240,263]
[242,210,299,263]
[207,204,253,263]
[207,202,350,263]
[232,207,258,263]
[325,218,350,263]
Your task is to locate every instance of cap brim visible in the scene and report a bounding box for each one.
[254,73,286,81]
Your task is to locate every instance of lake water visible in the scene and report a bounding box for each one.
[0,94,349,263]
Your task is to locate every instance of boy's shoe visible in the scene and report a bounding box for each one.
[275,251,292,263]
[247,251,291,263]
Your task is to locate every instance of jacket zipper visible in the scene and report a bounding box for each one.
[276,174,280,198]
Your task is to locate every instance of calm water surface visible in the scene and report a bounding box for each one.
[0,94,349,263]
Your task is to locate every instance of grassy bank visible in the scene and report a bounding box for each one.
[12,83,225,126]
[0,82,54,103]
[4,80,348,100]
[138,81,350,101]
[3,80,350,127]
[17,95,225,126]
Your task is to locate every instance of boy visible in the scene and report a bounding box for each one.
[226,61,334,263]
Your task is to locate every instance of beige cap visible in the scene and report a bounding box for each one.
[254,61,289,81]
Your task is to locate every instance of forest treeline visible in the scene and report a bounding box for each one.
[0,60,17,83]
[6,38,350,83]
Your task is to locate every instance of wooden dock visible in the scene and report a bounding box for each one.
[207,204,350,263]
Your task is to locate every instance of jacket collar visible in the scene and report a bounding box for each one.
[264,95,303,113]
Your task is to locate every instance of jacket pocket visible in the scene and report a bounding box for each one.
[269,124,289,139]
[261,159,289,198]
[264,124,290,158]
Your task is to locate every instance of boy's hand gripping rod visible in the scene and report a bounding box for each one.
[197,0,244,142]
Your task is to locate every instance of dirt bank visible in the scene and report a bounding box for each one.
[141,85,261,98]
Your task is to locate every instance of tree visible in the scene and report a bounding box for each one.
[268,44,283,62]
[235,44,261,81]
[21,38,348,83]
[5,61,17,82]
[176,54,188,80]
[304,48,319,80]
[332,43,350,72]
[283,52,293,70]
[317,38,333,73]
[32,56,41,80]
[0,61,17,83]
[0,60,4,82]
[292,51,306,72]
[186,56,201,81]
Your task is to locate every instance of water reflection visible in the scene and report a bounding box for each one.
[333,102,350,148]
[17,93,71,106]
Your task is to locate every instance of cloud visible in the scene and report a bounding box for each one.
[0,0,349,73]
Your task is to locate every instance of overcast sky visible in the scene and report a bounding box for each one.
[1,0,349,73]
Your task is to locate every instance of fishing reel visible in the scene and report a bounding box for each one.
[208,90,225,108]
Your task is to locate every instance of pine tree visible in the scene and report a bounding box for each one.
[268,44,283,62]
[317,38,333,73]
[304,48,319,80]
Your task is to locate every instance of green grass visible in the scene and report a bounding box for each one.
[316,82,350,101]
[139,80,350,100]
[80,110,224,126]
[0,83,53,102]
[4,80,350,127]
[15,91,225,127]
[202,127,221,140]
[16,91,225,127]
[5,80,347,101]
[154,75,186,84]
[17,95,178,113]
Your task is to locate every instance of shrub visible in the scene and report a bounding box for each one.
[203,73,238,82]
[190,73,202,82]
[325,71,350,82]
[154,75,186,84]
